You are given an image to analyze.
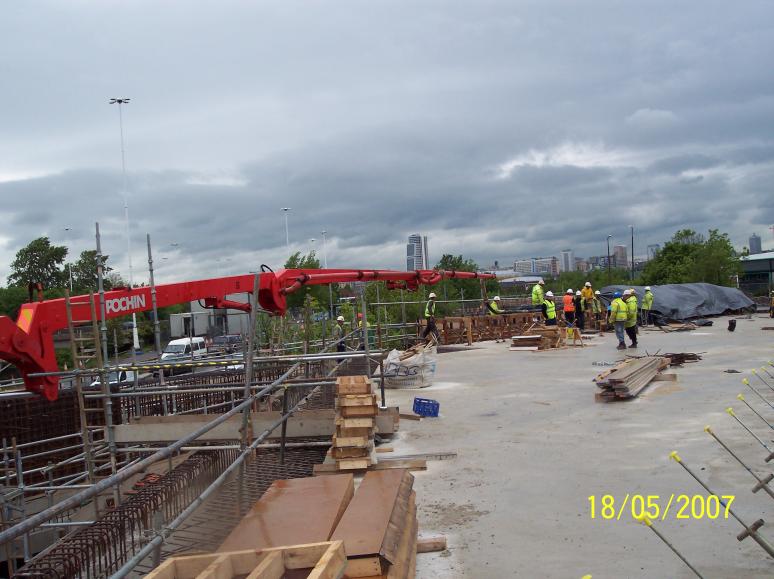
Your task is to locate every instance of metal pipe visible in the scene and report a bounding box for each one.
[753,369,774,394]
[742,378,774,411]
[670,450,774,558]
[95,222,110,364]
[240,274,260,451]
[736,394,774,430]
[110,380,324,578]
[705,426,774,499]
[0,362,301,545]
[726,407,774,461]
[82,380,336,398]
[637,516,704,578]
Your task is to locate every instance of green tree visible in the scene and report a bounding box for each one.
[432,254,498,315]
[69,250,112,293]
[8,237,68,288]
[641,228,740,286]
[283,251,334,311]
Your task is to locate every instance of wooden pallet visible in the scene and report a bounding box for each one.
[146,541,347,579]
[334,377,379,470]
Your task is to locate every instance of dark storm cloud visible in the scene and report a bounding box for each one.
[1,0,773,282]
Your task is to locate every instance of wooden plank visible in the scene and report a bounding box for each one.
[416,536,446,553]
[314,460,426,475]
[218,476,354,553]
[337,417,375,429]
[341,405,378,418]
[307,540,348,579]
[333,434,370,448]
[338,394,378,407]
[386,492,416,579]
[244,551,283,579]
[331,470,414,565]
[336,458,372,470]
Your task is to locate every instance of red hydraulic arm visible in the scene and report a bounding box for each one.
[0,268,493,400]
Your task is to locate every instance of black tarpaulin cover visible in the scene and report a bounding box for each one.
[599,283,754,321]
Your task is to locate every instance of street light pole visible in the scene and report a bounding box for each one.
[630,225,635,281]
[322,230,334,317]
[110,97,141,354]
[607,235,612,285]
[282,208,291,253]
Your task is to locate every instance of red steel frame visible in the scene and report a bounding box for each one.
[0,268,493,400]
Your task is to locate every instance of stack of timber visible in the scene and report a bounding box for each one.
[658,322,697,333]
[509,325,565,350]
[594,356,670,401]
[331,469,418,578]
[332,376,379,470]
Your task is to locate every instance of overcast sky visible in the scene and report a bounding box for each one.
[1,1,772,284]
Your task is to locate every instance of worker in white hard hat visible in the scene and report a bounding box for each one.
[642,286,654,326]
[333,315,347,355]
[563,289,576,327]
[542,291,557,326]
[623,289,638,348]
[591,290,603,326]
[486,295,506,342]
[574,290,585,331]
[422,292,439,341]
[531,278,545,308]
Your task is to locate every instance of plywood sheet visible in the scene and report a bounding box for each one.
[218,475,354,553]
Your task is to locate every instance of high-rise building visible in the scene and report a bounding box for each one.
[749,233,762,255]
[560,249,575,273]
[613,245,628,268]
[533,256,559,276]
[513,259,533,275]
[406,234,426,270]
[647,244,660,260]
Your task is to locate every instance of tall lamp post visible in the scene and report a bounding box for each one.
[110,97,141,354]
[63,227,74,292]
[606,235,613,285]
[282,208,291,253]
[630,225,635,281]
[322,230,334,317]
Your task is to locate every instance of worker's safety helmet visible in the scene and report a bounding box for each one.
[623,289,631,296]
[545,291,554,297]
[493,296,501,301]
[594,290,600,295]
[645,286,651,291]
[575,290,581,295]
[566,288,573,294]
[613,291,622,298]
[584,281,591,287]
[428,292,437,299]
[336,315,345,322]
[538,279,544,285]
[357,312,363,318]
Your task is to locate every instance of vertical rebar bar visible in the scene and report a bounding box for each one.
[95,222,109,364]
[240,274,260,451]
[280,386,288,464]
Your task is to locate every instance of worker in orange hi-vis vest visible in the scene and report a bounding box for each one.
[562,289,576,327]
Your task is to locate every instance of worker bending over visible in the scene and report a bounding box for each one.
[542,291,557,326]
[609,291,628,350]
[624,289,638,348]
[422,292,439,341]
[487,295,506,343]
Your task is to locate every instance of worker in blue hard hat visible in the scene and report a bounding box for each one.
[609,291,628,350]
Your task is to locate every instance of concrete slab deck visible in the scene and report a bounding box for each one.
[384,314,774,578]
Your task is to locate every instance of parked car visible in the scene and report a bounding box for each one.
[90,370,136,387]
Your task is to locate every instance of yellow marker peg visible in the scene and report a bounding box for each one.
[737,393,745,401]
[743,378,750,385]
[669,450,681,462]
[635,514,653,526]
[704,425,712,433]
[752,369,758,375]
[726,407,736,417]
[581,575,593,579]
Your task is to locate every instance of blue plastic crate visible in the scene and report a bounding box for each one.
[413,397,440,418]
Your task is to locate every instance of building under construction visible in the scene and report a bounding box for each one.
[1,266,773,578]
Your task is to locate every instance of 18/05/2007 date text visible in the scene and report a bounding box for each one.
[588,494,735,521]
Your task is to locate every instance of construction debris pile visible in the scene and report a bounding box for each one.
[594,356,671,402]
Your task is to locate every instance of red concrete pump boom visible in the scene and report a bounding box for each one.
[0,268,493,400]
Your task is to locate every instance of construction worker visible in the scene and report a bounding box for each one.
[641,286,654,326]
[542,291,557,326]
[422,292,439,341]
[563,289,575,327]
[770,290,774,318]
[581,281,594,309]
[487,295,506,342]
[574,290,585,331]
[609,291,628,350]
[531,279,545,308]
[591,290,603,326]
[623,289,638,348]
[333,315,347,353]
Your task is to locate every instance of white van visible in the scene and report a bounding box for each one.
[161,337,208,362]
[90,370,137,387]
